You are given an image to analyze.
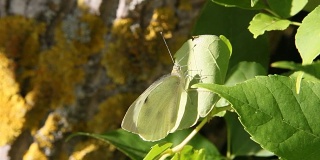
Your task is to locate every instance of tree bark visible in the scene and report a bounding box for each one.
[0,0,205,159]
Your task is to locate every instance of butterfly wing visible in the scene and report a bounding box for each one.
[121,76,168,134]
[122,75,184,141]
[136,75,184,141]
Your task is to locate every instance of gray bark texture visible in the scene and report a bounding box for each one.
[0,0,205,159]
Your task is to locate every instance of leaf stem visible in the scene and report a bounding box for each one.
[290,21,302,26]
[295,71,304,94]
[226,123,231,158]
[264,8,280,18]
[159,117,208,159]
[159,152,171,160]
[159,105,232,159]
[172,117,208,152]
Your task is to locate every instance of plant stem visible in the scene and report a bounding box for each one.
[158,117,208,159]
[290,21,302,26]
[159,153,171,160]
[159,105,232,159]
[226,120,231,158]
[264,8,280,17]
[172,117,208,153]
[295,71,304,94]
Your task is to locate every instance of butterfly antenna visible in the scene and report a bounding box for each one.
[160,32,175,64]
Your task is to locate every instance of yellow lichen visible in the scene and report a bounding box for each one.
[70,139,115,160]
[70,141,98,160]
[77,0,89,11]
[0,6,189,159]
[145,7,177,41]
[144,7,178,65]
[87,93,137,133]
[102,18,138,84]
[0,16,44,86]
[25,42,83,132]
[178,0,193,11]
[34,113,65,149]
[23,143,47,160]
[102,7,179,85]
[25,13,106,132]
[0,53,29,145]
[76,13,107,55]
[0,16,44,145]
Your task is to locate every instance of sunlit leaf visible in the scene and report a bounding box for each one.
[296,5,320,64]
[193,1,270,69]
[144,143,172,160]
[171,146,206,160]
[272,61,320,81]
[224,61,271,157]
[68,129,221,160]
[267,0,307,18]
[194,75,320,159]
[248,13,290,38]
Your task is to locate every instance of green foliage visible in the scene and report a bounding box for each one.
[68,130,155,160]
[267,0,307,18]
[72,0,320,159]
[171,146,205,160]
[224,112,273,158]
[68,129,220,160]
[145,143,173,160]
[295,5,320,64]
[248,13,291,38]
[225,61,267,85]
[195,76,320,159]
[272,61,320,81]
[192,1,270,68]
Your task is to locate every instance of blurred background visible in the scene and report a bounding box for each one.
[0,0,205,159]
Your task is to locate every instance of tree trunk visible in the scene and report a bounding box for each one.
[0,0,204,159]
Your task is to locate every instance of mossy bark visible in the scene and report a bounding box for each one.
[0,0,205,159]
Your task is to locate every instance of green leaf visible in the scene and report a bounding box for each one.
[68,129,221,160]
[190,149,206,160]
[225,112,273,158]
[248,13,291,38]
[193,1,270,69]
[171,146,206,160]
[225,61,267,86]
[250,0,260,7]
[165,130,221,160]
[267,0,307,18]
[296,5,320,64]
[219,35,232,54]
[67,129,157,160]
[272,61,320,80]
[212,0,267,10]
[194,76,320,159]
[144,143,172,160]
[175,35,231,119]
[223,62,271,157]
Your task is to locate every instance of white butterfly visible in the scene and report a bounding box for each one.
[121,35,230,141]
[121,61,189,141]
